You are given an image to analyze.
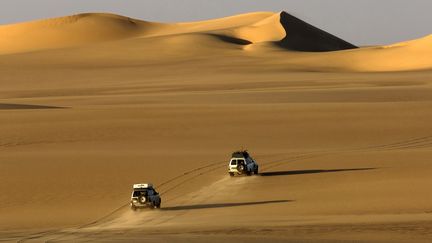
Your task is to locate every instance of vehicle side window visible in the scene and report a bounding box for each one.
[230,160,237,165]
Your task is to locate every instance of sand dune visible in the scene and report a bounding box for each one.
[0,13,166,54]
[1,11,432,242]
[224,11,357,51]
[272,34,432,72]
[0,12,278,54]
[1,11,431,72]
[350,34,432,71]
[0,11,358,54]
[173,12,276,34]
[215,12,287,44]
[277,11,357,51]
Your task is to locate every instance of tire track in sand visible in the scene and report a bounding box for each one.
[14,134,432,242]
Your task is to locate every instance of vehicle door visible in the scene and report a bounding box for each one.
[246,158,253,170]
[147,189,154,202]
[229,159,237,170]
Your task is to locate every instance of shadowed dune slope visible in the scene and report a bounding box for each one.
[278,11,357,51]
[212,11,357,51]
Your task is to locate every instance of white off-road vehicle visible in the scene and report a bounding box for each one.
[228,151,259,176]
[130,183,161,210]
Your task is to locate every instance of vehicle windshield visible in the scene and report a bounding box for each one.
[133,189,158,197]
[231,159,245,165]
[133,190,148,197]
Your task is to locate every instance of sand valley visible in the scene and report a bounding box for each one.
[1,11,432,242]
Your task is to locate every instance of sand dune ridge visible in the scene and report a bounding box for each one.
[0,11,431,71]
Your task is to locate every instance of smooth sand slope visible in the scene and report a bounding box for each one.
[0,11,280,54]
[1,11,431,72]
[1,11,432,242]
[0,13,163,54]
[254,33,432,72]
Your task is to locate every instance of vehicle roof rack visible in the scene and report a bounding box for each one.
[231,150,250,158]
[133,183,153,189]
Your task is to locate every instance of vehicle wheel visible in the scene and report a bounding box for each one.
[229,172,234,177]
[237,164,245,173]
[254,166,259,175]
[246,171,252,176]
[138,196,146,204]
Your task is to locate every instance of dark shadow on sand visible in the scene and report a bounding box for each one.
[207,34,252,45]
[276,11,358,52]
[0,103,66,110]
[162,200,292,211]
[260,168,376,177]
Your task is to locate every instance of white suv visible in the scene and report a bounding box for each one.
[130,183,161,210]
[228,151,259,176]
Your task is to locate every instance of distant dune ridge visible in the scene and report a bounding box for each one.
[0,11,431,71]
[0,13,162,53]
[0,11,357,52]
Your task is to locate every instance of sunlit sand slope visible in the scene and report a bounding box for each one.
[253,33,432,72]
[0,12,278,54]
[0,13,166,54]
[0,11,358,54]
[1,11,431,71]
[1,11,432,243]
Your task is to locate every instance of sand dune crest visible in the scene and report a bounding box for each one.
[0,11,431,71]
[0,13,162,54]
[0,11,359,54]
[216,11,358,52]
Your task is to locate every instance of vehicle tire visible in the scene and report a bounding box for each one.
[254,166,259,175]
[229,172,234,177]
[138,196,146,204]
[237,164,245,173]
[246,171,252,176]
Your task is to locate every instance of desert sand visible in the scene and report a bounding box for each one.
[1,11,432,242]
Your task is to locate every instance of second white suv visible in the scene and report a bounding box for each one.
[228,151,259,176]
